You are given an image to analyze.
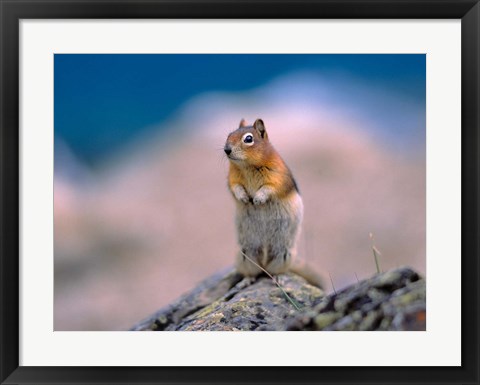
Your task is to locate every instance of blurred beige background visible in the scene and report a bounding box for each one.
[54,69,425,331]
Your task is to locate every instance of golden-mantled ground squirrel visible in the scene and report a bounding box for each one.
[224,118,306,280]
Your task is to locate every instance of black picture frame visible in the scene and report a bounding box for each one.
[1,1,478,384]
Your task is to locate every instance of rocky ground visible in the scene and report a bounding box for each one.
[131,266,426,331]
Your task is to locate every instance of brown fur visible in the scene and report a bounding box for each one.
[226,123,298,201]
[224,119,322,287]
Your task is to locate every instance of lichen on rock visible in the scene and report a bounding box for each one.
[131,266,425,331]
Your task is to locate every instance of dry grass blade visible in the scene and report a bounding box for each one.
[369,232,382,274]
[329,271,337,294]
[240,250,301,311]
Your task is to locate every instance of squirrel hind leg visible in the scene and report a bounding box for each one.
[264,248,292,275]
[235,249,263,277]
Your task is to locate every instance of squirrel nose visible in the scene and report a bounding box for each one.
[224,146,232,156]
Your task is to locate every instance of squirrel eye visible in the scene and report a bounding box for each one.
[243,134,254,144]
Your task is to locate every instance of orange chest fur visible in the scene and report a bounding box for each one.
[228,159,293,199]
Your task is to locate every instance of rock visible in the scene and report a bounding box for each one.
[287,267,426,331]
[131,266,425,331]
[131,267,244,331]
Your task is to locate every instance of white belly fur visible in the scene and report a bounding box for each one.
[235,192,303,275]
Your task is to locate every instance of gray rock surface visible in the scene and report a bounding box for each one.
[131,266,425,331]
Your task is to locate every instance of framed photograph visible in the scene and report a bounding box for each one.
[1,0,478,384]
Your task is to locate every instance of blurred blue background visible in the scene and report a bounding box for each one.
[55,54,425,164]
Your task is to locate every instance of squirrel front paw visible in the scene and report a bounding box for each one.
[238,195,250,204]
[233,185,250,204]
[253,191,268,205]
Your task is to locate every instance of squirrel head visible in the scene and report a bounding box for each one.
[224,119,271,166]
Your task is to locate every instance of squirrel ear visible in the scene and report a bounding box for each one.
[254,119,268,139]
[239,119,247,128]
